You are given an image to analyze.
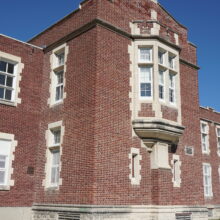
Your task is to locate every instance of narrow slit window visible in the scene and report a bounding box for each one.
[169,73,175,103]
[159,69,165,100]
[55,71,64,102]
[132,153,138,178]
[50,150,60,187]
[203,163,213,197]
[201,122,209,154]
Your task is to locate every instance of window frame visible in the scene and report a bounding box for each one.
[203,163,213,198]
[200,121,210,154]
[169,72,176,104]
[159,69,165,101]
[216,126,220,156]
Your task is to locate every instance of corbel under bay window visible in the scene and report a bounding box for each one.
[200,121,209,154]
[0,132,17,190]
[44,121,64,189]
[48,44,69,107]
[0,51,23,106]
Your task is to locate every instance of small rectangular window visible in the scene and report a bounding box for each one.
[0,60,16,102]
[201,122,209,154]
[55,71,64,102]
[216,127,220,155]
[159,69,165,100]
[203,163,213,197]
[169,73,175,103]
[132,153,137,178]
[139,48,152,63]
[139,67,152,98]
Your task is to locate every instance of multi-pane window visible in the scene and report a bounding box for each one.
[216,127,220,155]
[55,71,64,102]
[201,122,209,154]
[56,52,64,67]
[139,48,152,63]
[139,67,152,98]
[158,50,165,65]
[169,55,175,69]
[49,128,61,187]
[203,163,213,197]
[159,69,165,100]
[0,60,16,102]
[0,139,11,186]
[169,73,175,103]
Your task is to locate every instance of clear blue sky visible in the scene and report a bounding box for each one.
[0,0,219,110]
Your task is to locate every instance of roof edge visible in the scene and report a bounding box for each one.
[0,33,43,50]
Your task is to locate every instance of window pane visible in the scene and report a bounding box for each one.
[53,130,61,145]
[141,83,151,97]
[0,171,5,184]
[140,67,151,82]
[140,48,151,62]
[55,87,61,101]
[217,129,220,137]
[0,88,4,99]
[0,155,6,168]
[0,61,7,72]
[159,85,164,99]
[57,53,64,66]
[159,70,164,84]
[6,76,13,87]
[5,89,12,101]
[158,51,164,64]
[7,63,14,74]
[0,74,5,85]
[57,71,63,84]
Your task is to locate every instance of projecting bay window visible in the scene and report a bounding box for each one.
[139,66,152,98]
[0,60,16,102]
[201,121,209,154]
[55,71,64,102]
[169,73,175,104]
[203,163,213,198]
[216,127,220,156]
[159,69,165,100]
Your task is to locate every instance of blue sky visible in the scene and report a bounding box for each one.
[0,0,219,110]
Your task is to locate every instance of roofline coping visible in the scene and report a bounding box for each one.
[200,106,220,114]
[0,33,43,50]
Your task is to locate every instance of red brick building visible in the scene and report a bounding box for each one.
[0,0,219,219]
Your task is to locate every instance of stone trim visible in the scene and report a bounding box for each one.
[0,51,24,106]
[171,154,182,187]
[129,148,142,185]
[43,121,65,190]
[0,132,17,190]
[48,43,69,107]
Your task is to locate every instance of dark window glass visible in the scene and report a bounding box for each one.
[0,75,5,85]
[7,63,14,74]
[140,83,151,97]
[5,89,12,100]
[6,76,13,87]
[0,61,7,72]
[0,88,4,99]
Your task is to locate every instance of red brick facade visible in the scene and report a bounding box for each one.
[0,0,220,219]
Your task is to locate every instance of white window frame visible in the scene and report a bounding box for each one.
[44,121,65,189]
[171,155,181,187]
[169,72,176,104]
[48,43,69,107]
[200,121,210,154]
[203,163,213,198]
[216,126,220,156]
[0,132,17,190]
[129,148,142,185]
[139,66,153,99]
[138,47,152,63]
[0,51,24,106]
[159,69,165,101]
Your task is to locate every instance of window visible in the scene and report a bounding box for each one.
[158,50,165,65]
[0,133,17,190]
[55,71,64,102]
[216,127,220,155]
[139,67,152,98]
[203,163,213,197]
[185,146,194,156]
[201,122,209,154]
[48,128,61,187]
[44,121,64,189]
[139,48,152,63]
[159,69,165,100]
[48,44,69,107]
[171,155,181,187]
[169,73,175,103]
[169,54,175,69]
[129,148,142,185]
[0,60,17,102]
